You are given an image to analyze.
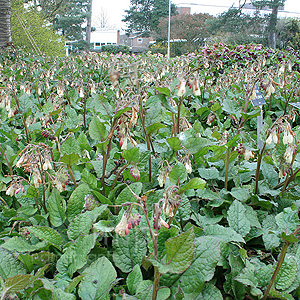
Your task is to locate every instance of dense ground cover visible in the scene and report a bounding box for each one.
[1,45,300,299]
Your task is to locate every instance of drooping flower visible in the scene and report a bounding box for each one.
[284,144,295,164]
[243,149,255,161]
[162,186,181,218]
[177,77,186,97]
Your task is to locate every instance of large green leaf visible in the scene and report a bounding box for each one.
[126,265,143,295]
[222,98,241,118]
[194,283,223,300]
[61,133,81,155]
[227,200,251,237]
[169,162,187,184]
[27,226,63,248]
[48,188,66,227]
[113,229,147,273]
[179,178,206,194]
[0,248,26,280]
[1,237,47,252]
[275,207,299,235]
[67,206,107,240]
[39,278,76,300]
[89,115,108,141]
[203,224,245,243]
[122,147,140,163]
[150,228,195,274]
[56,233,98,277]
[78,257,117,300]
[67,183,91,220]
[115,182,142,205]
[3,274,31,293]
[160,236,220,298]
[275,256,298,291]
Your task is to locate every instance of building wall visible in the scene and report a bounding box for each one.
[177,7,191,15]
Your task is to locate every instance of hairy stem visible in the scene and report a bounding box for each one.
[68,165,78,188]
[224,147,231,190]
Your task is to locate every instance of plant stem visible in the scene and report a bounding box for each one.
[255,143,266,195]
[262,241,290,300]
[11,91,30,143]
[177,97,183,135]
[83,96,87,131]
[111,162,129,190]
[68,165,78,188]
[152,266,161,300]
[224,146,231,190]
[0,146,13,175]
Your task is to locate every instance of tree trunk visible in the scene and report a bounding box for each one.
[0,0,12,48]
[268,4,279,48]
[86,0,93,43]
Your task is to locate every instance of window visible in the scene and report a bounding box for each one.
[137,38,143,44]
[95,42,100,46]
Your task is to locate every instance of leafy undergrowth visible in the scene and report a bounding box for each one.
[1,45,300,299]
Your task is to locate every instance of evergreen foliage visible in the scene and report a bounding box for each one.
[11,0,65,56]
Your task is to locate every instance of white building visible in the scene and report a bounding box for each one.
[90,28,120,50]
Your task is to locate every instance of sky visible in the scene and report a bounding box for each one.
[91,0,300,30]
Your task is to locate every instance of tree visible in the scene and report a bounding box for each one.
[11,0,65,56]
[53,0,91,50]
[251,0,286,48]
[207,7,267,45]
[0,0,12,48]
[156,13,214,53]
[278,18,300,50]
[123,0,177,36]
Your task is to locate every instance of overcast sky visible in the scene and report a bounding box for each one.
[91,0,300,29]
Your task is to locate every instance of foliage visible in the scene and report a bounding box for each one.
[1,45,300,299]
[207,7,268,46]
[156,13,214,53]
[122,0,177,36]
[99,44,130,54]
[278,18,300,50]
[11,0,65,57]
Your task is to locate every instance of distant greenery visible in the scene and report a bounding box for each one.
[99,44,130,54]
[11,0,65,56]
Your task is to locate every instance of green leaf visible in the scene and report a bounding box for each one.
[156,87,171,97]
[92,189,112,205]
[26,186,39,198]
[275,207,299,235]
[27,226,63,248]
[151,93,176,113]
[234,264,258,288]
[56,233,98,277]
[113,229,147,273]
[146,123,167,135]
[48,188,66,227]
[160,236,220,298]
[1,237,47,252]
[127,265,143,295]
[203,224,245,243]
[227,200,251,237]
[115,182,142,205]
[81,168,97,189]
[163,227,195,273]
[39,278,76,300]
[169,162,187,184]
[3,274,31,293]
[78,257,117,300]
[67,206,107,240]
[194,283,223,300]
[89,115,108,141]
[0,248,26,280]
[61,133,81,155]
[166,137,182,151]
[222,98,241,119]
[230,187,250,203]
[276,256,297,291]
[197,167,219,180]
[93,220,115,233]
[122,147,140,163]
[67,183,91,220]
[179,178,206,194]
[282,232,298,243]
[64,275,84,293]
[60,153,79,166]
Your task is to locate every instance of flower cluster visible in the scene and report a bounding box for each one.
[162,186,181,218]
[152,203,169,230]
[157,161,172,187]
[6,179,25,197]
[236,143,255,161]
[115,208,141,237]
